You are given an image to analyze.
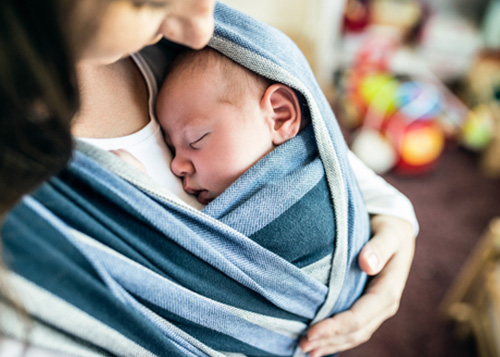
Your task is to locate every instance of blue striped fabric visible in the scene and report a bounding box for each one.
[1,2,370,356]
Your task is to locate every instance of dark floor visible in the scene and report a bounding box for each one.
[342,142,500,357]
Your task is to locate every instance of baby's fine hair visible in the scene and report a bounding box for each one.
[166,46,273,105]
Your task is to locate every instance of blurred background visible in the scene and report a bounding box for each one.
[222,1,500,356]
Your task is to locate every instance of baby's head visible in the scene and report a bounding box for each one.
[156,47,303,205]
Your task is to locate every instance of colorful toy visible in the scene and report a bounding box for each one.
[350,78,445,174]
[385,113,444,174]
[461,104,495,151]
[359,73,399,116]
[351,129,397,174]
[343,0,370,33]
[353,29,398,72]
[391,81,445,173]
[347,72,399,127]
[396,81,442,120]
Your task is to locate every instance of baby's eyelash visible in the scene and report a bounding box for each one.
[189,133,208,149]
[131,0,169,9]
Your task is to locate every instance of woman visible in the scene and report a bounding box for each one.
[0,0,416,356]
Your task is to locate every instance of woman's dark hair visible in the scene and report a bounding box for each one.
[0,0,82,214]
[0,0,114,335]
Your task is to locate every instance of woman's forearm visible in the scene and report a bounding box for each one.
[348,150,419,236]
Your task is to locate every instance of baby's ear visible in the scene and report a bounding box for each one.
[261,84,302,146]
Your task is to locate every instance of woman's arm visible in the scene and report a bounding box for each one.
[347,151,419,235]
[299,152,418,356]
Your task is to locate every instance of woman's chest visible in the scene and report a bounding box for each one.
[73,58,150,138]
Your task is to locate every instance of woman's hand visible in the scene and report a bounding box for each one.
[299,215,416,357]
[110,149,148,173]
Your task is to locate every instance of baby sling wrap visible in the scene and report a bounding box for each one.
[0,3,370,356]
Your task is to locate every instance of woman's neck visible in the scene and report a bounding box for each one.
[72,57,150,138]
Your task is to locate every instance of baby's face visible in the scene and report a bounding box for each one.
[157,67,275,205]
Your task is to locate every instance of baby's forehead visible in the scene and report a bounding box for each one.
[165,48,270,105]
[170,48,252,82]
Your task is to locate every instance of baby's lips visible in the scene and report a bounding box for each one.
[197,190,213,205]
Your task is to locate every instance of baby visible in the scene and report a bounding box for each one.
[156,47,308,205]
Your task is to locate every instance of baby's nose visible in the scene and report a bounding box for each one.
[171,155,195,177]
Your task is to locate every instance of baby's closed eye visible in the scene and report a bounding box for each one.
[189,133,210,149]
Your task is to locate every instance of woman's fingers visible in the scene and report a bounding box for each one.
[299,277,397,356]
[359,215,415,275]
[110,149,147,173]
[299,307,384,356]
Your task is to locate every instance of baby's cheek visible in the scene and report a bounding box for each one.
[206,169,234,195]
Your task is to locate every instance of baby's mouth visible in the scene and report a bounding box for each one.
[196,190,213,205]
[183,182,212,205]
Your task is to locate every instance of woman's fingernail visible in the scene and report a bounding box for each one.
[307,334,320,341]
[366,252,379,271]
[301,344,314,353]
